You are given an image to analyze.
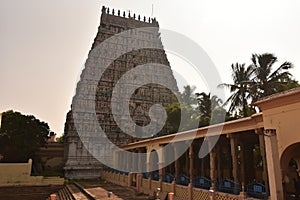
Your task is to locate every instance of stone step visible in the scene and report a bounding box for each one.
[42,182,64,185]
[63,186,74,200]
[43,177,63,179]
[46,186,74,200]
[67,184,90,200]
[62,188,69,200]
[58,190,64,200]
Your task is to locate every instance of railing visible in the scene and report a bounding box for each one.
[217,179,241,195]
[176,184,189,199]
[102,169,265,199]
[246,182,269,199]
[193,176,211,190]
[151,171,159,181]
[104,166,131,176]
[162,182,173,192]
[141,178,149,194]
[193,187,210,200]
[176,174,190,186]
[163,173,174,183]
[142,172,149,179]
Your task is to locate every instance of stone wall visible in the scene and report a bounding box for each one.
[37,142,64,172]
[0,159,33,184]
[0,159,64,186]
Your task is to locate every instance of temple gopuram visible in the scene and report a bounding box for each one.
[63,6,178,179]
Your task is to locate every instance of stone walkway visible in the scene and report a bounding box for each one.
[78,180,150,200]
[0,181,151,200]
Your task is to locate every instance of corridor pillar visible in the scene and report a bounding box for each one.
[257,129,269,193]
[209,148,216,190]
[264,129,284,200]
[189,144,194,200]
[189,143,194,183]
[240,142,245,183]
[137,148,143,172]
[230,134,238,183]
[217,146,221,180]
[158,148,165,190]
[174,143,180,180]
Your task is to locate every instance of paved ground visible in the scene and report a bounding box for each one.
[78,180,151,200]
[0,181,151,200]
[0,185,63,200]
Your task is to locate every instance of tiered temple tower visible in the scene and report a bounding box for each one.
[64,6,178,179]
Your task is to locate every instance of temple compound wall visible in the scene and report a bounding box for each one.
[0,159,64,186]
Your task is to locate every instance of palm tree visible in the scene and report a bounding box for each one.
[218,63,254,117]
[196,92,224,126]
[180,85,197,107]
[250,53,295,100]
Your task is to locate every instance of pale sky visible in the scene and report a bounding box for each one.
[1,0,299,136]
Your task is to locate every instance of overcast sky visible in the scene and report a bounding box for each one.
[1,0,299,135]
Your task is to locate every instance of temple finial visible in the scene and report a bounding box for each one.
[143,16,146,22]
[101,6,106,13]
[112,9,115,15]
[138,15,141,21]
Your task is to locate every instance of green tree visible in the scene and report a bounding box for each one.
[196,92,226,126]
[0,110,50,162]
[166,103,181,133]
[220,54,298,117]
[179,85,197,107]
[166,103,199,133]
[166,86,199,133]
[250,53,298,100]
[56,134,64,143]
[218,63,254,117]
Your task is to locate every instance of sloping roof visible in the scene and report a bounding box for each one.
[122,113,263,150]
[252,87,300,110]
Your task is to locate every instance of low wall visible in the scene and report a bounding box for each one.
[0,159,33,184]
[0,159,64,186]
[100,170,257,200]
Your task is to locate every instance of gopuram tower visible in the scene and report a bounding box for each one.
[64,6,179,179]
